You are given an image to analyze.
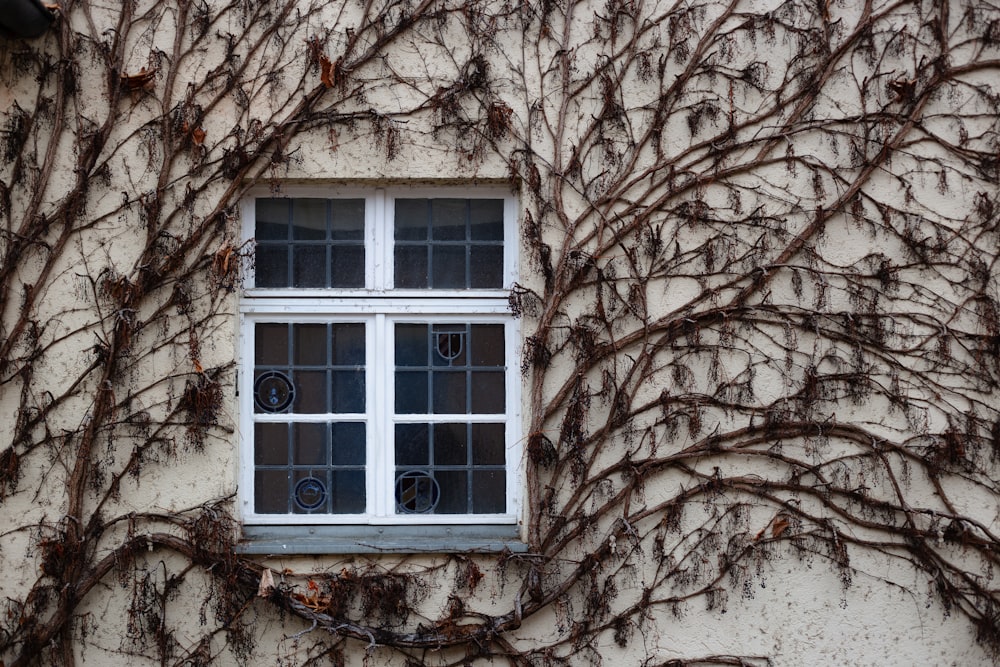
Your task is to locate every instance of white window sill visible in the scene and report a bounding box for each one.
[239,524,528,554]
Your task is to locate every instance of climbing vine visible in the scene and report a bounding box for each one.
[1,0,999,664]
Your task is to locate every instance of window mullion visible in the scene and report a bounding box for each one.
[373,189,387,290]
[370,313,386,517]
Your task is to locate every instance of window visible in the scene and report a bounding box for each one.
[238,187,523,553]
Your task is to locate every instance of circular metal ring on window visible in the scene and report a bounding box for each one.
[254,371,295,412]
[294,476,327,511]
[395,470,440,514]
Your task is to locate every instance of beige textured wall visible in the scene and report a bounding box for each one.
[0,0,998,665]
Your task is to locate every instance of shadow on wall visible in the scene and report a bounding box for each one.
[0,0,54,39]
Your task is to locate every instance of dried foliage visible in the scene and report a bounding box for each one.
[1,0,999,665]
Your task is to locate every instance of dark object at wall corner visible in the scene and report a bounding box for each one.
[0,0,54,39]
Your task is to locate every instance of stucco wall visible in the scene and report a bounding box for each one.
[1,0,998,664]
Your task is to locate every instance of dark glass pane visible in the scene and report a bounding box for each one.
[255,469,289,513]
[255,199,289,240]
[291,199,327,240]
[432,325,466,366]
[395,370,428,413]
[395,423,429,465]
[292,470,329,513]
[431,199,467,240]
[433,370,467,414]
[332,323,365,365]
[255,245,287,287]
[469,199,504,240]
[332,422,365,465]
[472,470,506,513]
[330,199,365,240]
[432,245,466,288]
[293,422,327,465]
[471,371,504,413]
[293,324,327,365]
[471,423,505,465]
[395,245,428,288]
[292,245,326,287]
[435,423,467,465]
[331,470,366,513]
[395,199,428,240]
[470,324,504,366]
[395,324,427,366]
[255,323,288,365]
[434,470,467,513]
[332,370,365,413]
[294,370,327,413]
[254,422,288,465]
[331,246,364,287]
[470,245,503,288]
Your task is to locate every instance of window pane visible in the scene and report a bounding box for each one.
[396,423,429,466]
[395,245,428,288]
[330,199,365,240]
[255,323,288,365]
[332,422,365,465]
[331,246,364,287]
[431,199,466,240]
[395,324,427,366]
[293,422,327,465]
[470,199,503,240]
[330,471,366,513]
[332,323,366,365]
[434,470,468,513]
[292,245,326,287]
[254,422,288,465]
[433,370,467,414]
[255,470,289,513]
[471,371,504,413]
[256,198,367,289]
[472,470,506,513]
[255,245,287,287]
[470,324,505,366]
[470,245,503,288]
[293,324,327,365]
[395,370,428,414]
[291,199,327,240]
[435,423,467,465]
[395,199,428,240]
[255,199,289,240]
[431,245,465,288]
[332,370,365,413]
[293,370,327,413]
[471,423,505,465]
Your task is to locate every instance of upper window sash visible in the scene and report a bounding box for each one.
[241,187,517,294]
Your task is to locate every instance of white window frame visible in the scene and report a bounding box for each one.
[237,186,522,542]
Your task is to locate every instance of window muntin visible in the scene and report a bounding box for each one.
[240,188,518,527]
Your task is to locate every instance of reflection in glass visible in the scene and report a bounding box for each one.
[291,199,326,240]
